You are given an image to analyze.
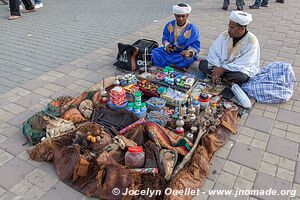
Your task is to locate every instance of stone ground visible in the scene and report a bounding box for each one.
[0,0,300,199]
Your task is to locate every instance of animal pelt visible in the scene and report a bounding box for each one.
[27,122,111,161]
[95,152,141,200]
[54,145,81,181]
[139,174,166,200]
[165,146,210,200]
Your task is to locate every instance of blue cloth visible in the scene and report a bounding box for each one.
[152,20,200,69]
[242,62,296,103]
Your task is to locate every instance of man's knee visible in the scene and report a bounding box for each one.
[198,59,212,75]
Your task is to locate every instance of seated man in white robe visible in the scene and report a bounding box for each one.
[199,11,260,84]
[152,3,200,69]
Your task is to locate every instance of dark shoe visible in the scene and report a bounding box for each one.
[222,6,228,10]
[237,7,243,11]
[275,0,284,3]
[249,5,260,9]
[261,3,268,7]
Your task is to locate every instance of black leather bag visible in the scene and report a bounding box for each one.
[114,39,159,71]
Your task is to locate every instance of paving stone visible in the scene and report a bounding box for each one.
[287,124,300,134]
[217,171,236,188]
[0,123,17,138]
[253,131,269,142]
[15,93,46,109]
[276,167,294,182]
[294,162,300,184]
[251,139,267,151]
[54,75,78,87]
[0,152,14,167]
[7,110,36,127]
[214,147,230,159]
[292,183,300,198]
[34,88,55,98]
[39,75,58,82]
[82,72,105,83]
[234,177,253,190]
[9,179,34,196]
[209,183,248,200]
[263,111,277,119]
[22,186,46,200]
[253,172,292,200]
[274,121,288,131]
[21,79,47,91]
[286,131,300,143]
[0,186,5,196]
[237,135,252,145]
[37,174,58,191]
[208,156,225,181]
[0,158,34,190]
[17,150,30,162]
[42,83,64,92]
[0,134,7,144]
[262,152,280,165]
[25,168,48,185]
[0,110,14,122]
[228,142,263,170]
[266,136,299,160]
[239,127,256,138]
[46,71,65,79]
[223,161,241,176]
[0,191,16,200]
[39,162,58,178]
[2,103,26,115]
[271,128,286,138]
[278,158,296,172]
[2,87,31,98]
[40,181,83,200]
[245,114,274,133]
[239,166,257,182]
[259,161,277,176]
[277,109,300,126]
[51,88,79,99]
[200,179,215,193]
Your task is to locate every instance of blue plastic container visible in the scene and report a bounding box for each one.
[108,100,128,110]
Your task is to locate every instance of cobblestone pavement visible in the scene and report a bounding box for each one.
[1,0,300,199]
[0,0,201,94]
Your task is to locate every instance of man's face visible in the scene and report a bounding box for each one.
[228,20,245,38]
[175,14,189,27]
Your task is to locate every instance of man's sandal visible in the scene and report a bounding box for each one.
[22,8,36,13]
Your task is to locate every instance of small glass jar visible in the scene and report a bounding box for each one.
[125,146,145,168]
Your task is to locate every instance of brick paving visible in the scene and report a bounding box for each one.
[0,0,300,199]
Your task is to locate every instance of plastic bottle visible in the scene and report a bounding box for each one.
[231,84,252,109]
[211,101,217,114]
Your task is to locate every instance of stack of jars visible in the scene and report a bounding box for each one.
[110,86,127,106]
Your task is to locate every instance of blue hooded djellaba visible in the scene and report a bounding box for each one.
[152,19,200,69]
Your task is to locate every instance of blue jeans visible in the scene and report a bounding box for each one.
[254,0,268,6]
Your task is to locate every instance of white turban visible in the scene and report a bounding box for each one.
[230,11,252,26]
[173,3,192,15]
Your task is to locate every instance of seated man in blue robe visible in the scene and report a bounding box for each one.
[152,3,200,69]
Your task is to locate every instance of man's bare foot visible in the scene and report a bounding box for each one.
[8,15,21,20]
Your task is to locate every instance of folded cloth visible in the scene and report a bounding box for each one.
[145,122,193,156]
[242,62,296,103]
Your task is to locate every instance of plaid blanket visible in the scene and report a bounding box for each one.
[242,62,296,103]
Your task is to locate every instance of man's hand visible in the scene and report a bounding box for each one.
[181,50,194,58]
[166,44,175,53]
[211,67,225,83]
